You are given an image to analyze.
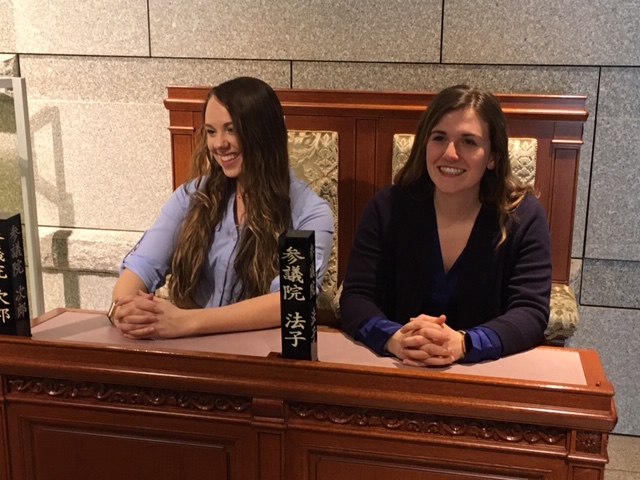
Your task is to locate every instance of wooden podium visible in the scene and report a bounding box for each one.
[0,310,616,480]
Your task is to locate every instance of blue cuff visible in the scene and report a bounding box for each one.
[459,326,503,363]
[355,316,403,356]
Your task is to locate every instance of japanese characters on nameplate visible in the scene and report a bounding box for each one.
[278,230,317,360]
[0,213,31,336]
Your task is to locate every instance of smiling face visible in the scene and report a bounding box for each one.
[426,107,496,201]
[205,95,243,180]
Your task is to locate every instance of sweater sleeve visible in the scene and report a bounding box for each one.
[460,326,503,363]
[355,316,402,356]
[339,189,392,339]
[482,195,552,356]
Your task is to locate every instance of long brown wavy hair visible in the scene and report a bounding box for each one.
[394,84,535,244]
[169,77,291,308]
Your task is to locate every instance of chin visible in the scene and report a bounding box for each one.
[218,164,243,178]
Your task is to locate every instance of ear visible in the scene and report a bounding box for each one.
[486,153,497,170]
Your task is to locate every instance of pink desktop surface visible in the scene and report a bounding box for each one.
[31,310,587,385]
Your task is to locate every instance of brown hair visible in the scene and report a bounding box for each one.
[169,77,291,307]
[394,84,534,244]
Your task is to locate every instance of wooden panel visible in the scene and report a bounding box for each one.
[171,134,194,190]
[550,146,581,283]
[0,309,617,480]
[6,403,253,480]
[0,398,9,480]
[285,431,562,480]
[354,118,378,226]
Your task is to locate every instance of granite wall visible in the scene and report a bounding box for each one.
[1,0,638,434]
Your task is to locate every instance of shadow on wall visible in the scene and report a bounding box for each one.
[50,229,79,308]
[0,95,16,132]
[0,94,22,215]
[29,105,78,307]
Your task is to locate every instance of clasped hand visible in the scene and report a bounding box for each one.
[385,314,464,367]
[111,291,189,339]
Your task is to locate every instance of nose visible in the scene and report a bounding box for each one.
[443,141,458,160]
[211,133,230,151]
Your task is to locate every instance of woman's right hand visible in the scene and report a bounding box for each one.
[111,291,158,339]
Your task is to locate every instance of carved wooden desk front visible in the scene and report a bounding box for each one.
[0,309,616,480]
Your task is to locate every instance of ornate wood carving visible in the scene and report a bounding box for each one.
[576,431,603,454]
[7,376,251,414]
[290,402,566,446]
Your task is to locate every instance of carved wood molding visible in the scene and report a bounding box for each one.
[290,402,566,446]
[7,376,251,415]
[575,431,603,454]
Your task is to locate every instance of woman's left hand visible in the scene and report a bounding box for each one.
[117,293,193,340]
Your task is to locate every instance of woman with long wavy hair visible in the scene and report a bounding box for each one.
[340,85,551,366]
[110,77,333,339]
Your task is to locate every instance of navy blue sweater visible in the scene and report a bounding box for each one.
[340,180,552,357]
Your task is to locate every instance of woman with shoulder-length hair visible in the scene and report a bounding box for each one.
[340,84,551,366]
[110,76,334,339]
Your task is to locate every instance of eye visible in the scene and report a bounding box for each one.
[462,137,478,146]
[430,134,446,143]
[226,125,235,134]
[205,128,216,137]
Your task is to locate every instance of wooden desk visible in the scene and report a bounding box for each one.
[1,310,616,479]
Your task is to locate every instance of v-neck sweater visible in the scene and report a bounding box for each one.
[340,177,552,357]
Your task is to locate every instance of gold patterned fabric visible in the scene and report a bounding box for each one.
[508,138,537,186]
[288,130,340,312]
[546,283,579,340]
[392,134,415,180]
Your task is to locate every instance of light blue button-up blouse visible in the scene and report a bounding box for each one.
[121,174,334,308]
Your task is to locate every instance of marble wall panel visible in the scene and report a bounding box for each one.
[571,259,582,298]
[42,271,118,312]
[586,68,640,261]
[39,229,152,314]
[39,227,141,312]
[19,56,291,104]
[607,435,640,478]
[0,0,149,56]
[148,0,441,62]
[39,227,140,273]
[40,227,141,311]
[0,1,17,52]
[581,259,640,309]
[18,56,291,231]
[442,0,640,66]
[292,62,598,257]
[28,100,172,231]
[567,306,640,435]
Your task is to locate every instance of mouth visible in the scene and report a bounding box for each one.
[438,166,465,175]
[216,152,241,163]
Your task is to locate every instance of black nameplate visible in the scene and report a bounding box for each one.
[0,213,31,336]
[279,230,317,360]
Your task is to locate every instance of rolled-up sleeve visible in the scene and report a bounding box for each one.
[121,183,194,292]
